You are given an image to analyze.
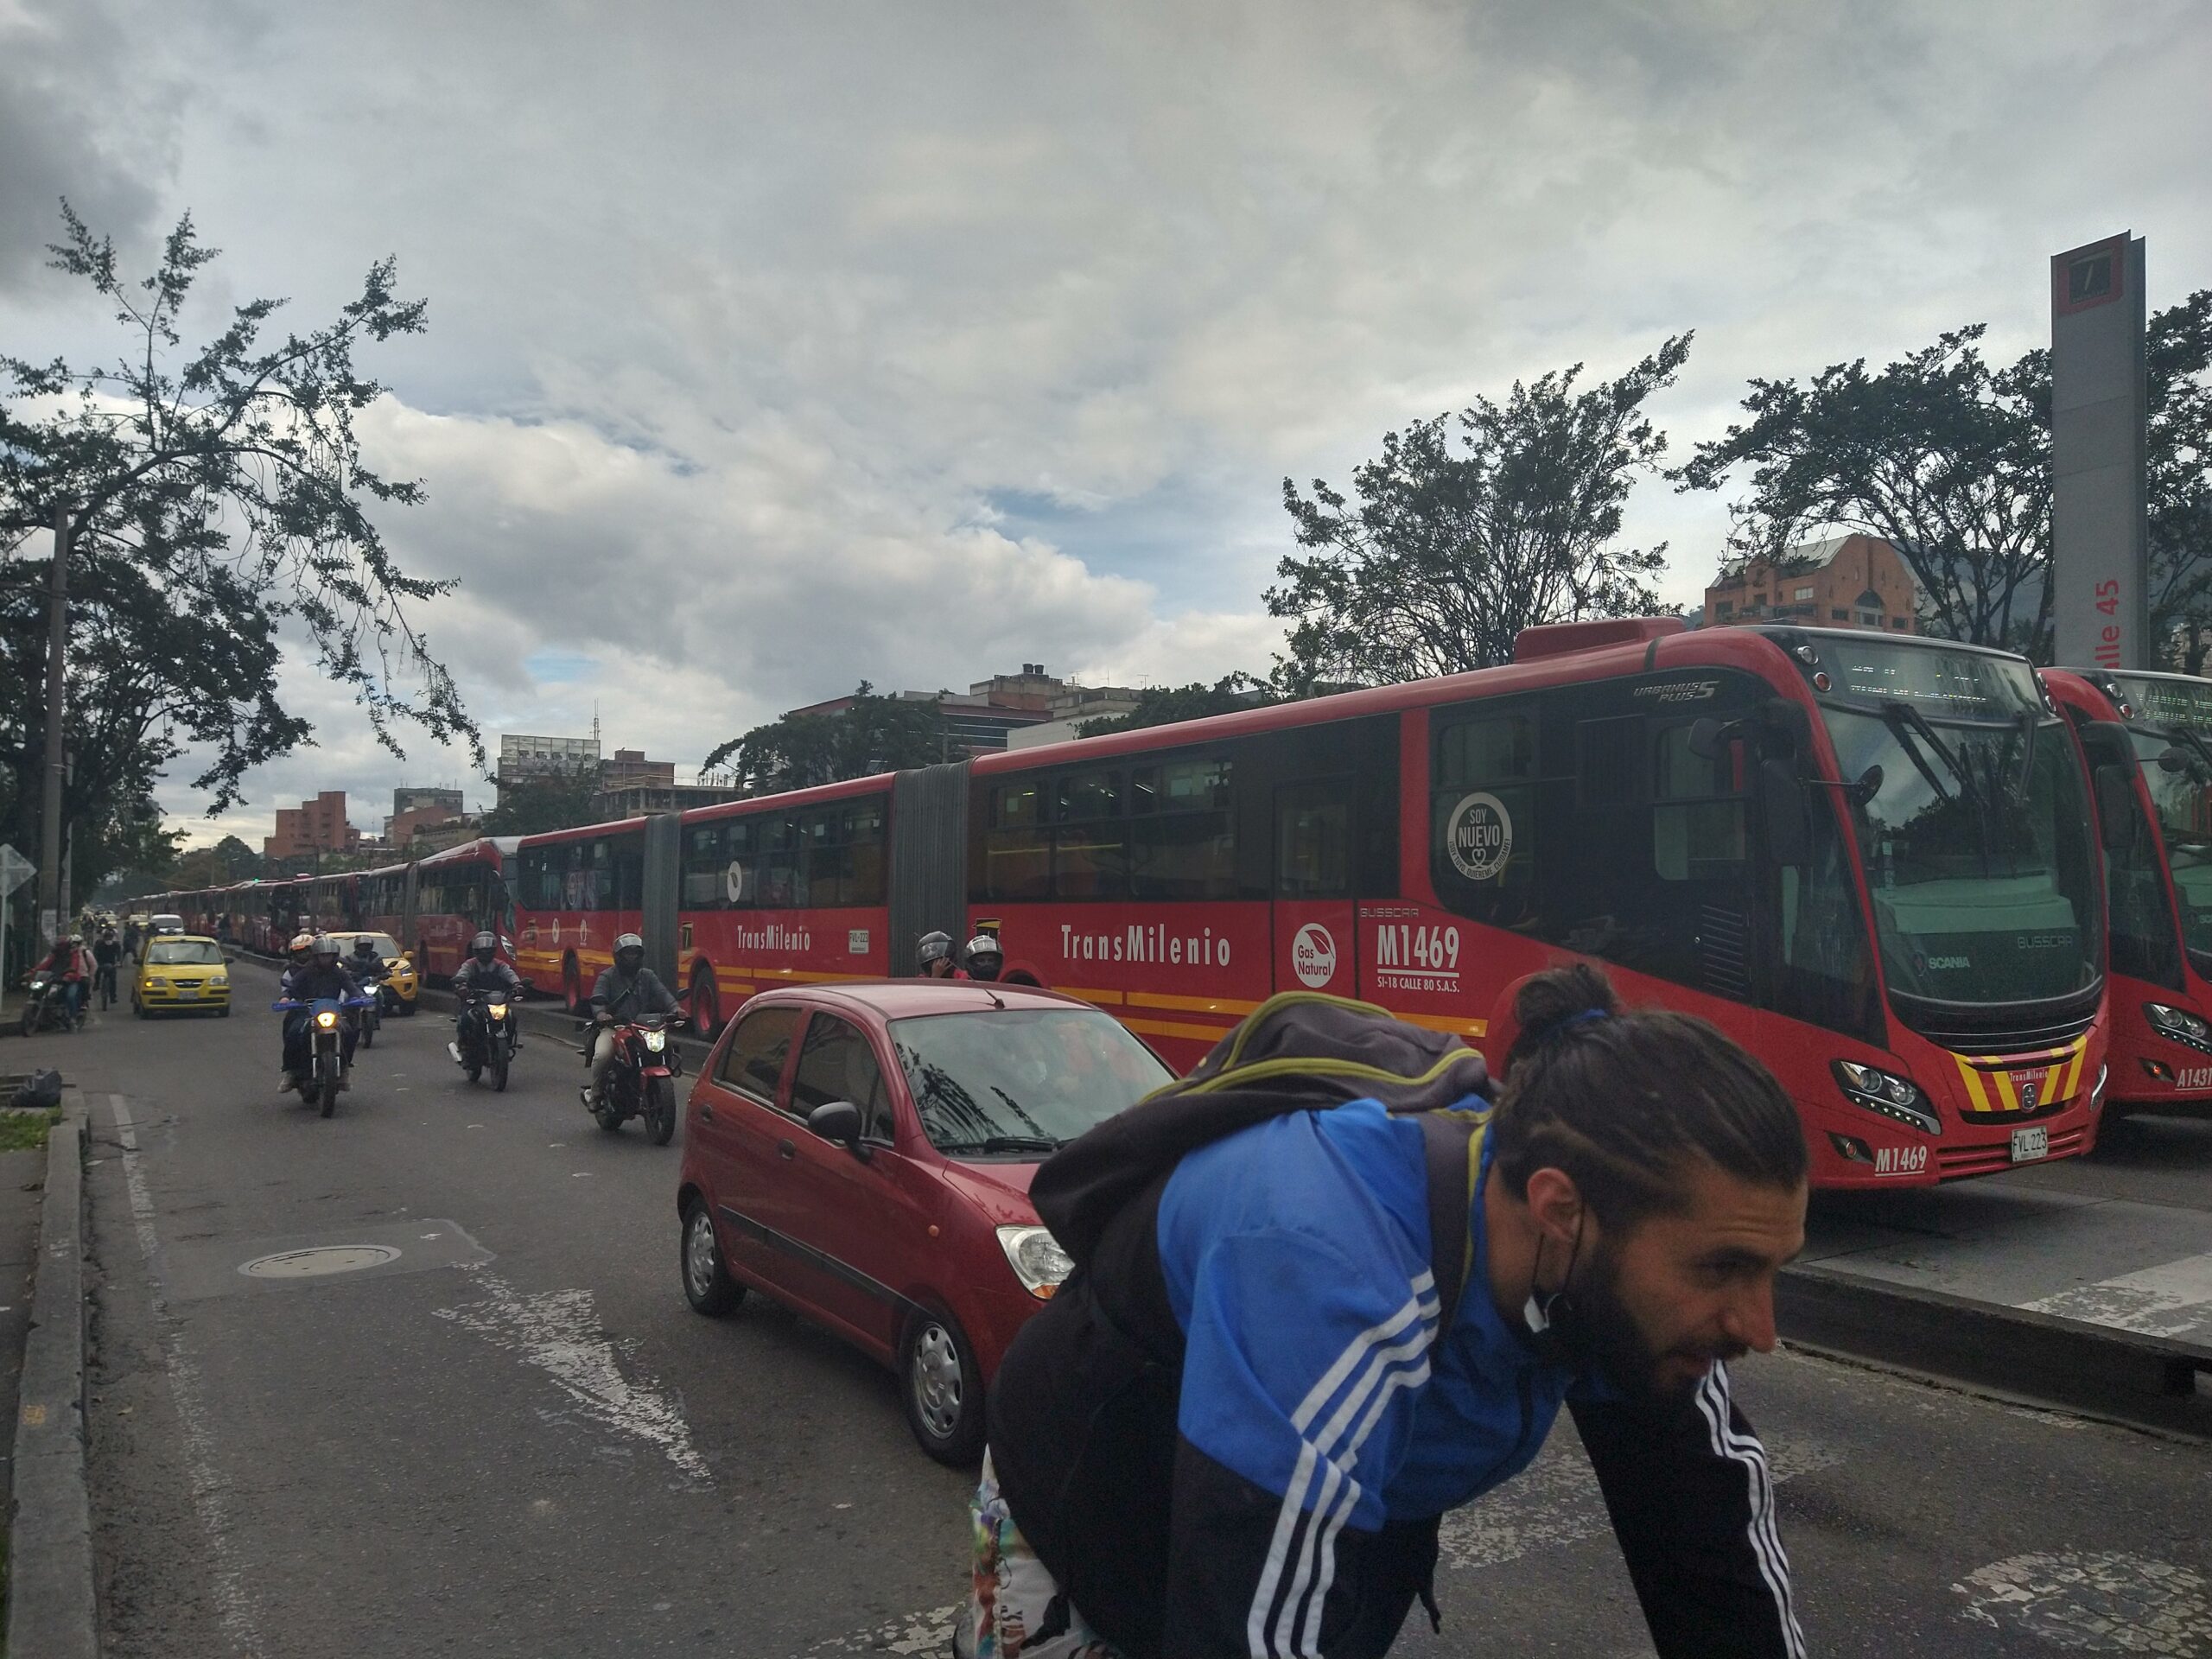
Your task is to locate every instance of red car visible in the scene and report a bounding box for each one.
[676,980,1173,1462]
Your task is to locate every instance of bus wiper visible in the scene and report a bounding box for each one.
[2017,710,2038,793]
[1879,699,1980,810]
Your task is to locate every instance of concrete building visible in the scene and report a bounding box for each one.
[390,798,472,845]
[599,748,676,791]
[1006,683,1147,750]
[264,791,362,861]
[1702,535,1919,635]
[393,786,463,818]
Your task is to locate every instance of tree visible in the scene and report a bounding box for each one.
[703,683,950,794]
[1675,293,2212,660]
[1268,336,1689,692]
[480,763,601,837]
[0,203,477,904]
[1076,674,1277,737]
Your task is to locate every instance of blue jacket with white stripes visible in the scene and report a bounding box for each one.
[985,1096,1805,1659]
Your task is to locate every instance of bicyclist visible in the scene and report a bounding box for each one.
[92,925,123,1010]
[963,963,1809,1659]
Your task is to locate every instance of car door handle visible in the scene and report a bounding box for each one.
[778,1139,796,1160]
[698,1103,714,1123]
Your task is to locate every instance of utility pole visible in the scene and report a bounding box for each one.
[37,504,71,946]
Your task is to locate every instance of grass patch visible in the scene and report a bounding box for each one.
[0,1106,60,1152]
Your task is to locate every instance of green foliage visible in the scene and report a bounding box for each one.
[0,203,475,902]
[1675,293,2212,660]
[480,762,601,837]
[1269,336,1688,692]
[1076,674,1277,737]
[703,683,949,794]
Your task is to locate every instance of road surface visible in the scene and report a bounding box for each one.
[22,957,2209,1656]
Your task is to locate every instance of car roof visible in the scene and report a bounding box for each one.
[742,980,1095,1020]
[146,933,218,944]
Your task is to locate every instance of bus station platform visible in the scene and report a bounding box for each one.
[1788,1112,2212,1432]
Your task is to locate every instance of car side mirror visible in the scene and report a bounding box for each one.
[2158,747,2190,775]
[806,1100,868,1160]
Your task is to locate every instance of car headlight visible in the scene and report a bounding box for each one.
[1832,1059,1941,1135]
[315,1009,339,1030]
[2143,1002,2212,1051]
[643,1029,666,1052]
[145,977,166,989]
[208,973,226,987]
[997,1225,1075,1300]
[488,1003,509,1020]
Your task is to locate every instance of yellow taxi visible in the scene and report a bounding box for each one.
[325,931,419,1014]
[132,935,232,1018]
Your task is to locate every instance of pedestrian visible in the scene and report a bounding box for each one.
[960,963,1810,1659]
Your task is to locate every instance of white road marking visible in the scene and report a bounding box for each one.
[809,1605,962,1656]
[432,1269,711,1486]
[1438,1433,1841,1571]
[109,1094,266,1657]
[2021,1253,2212,1342]
[1955,1552,2210,1652]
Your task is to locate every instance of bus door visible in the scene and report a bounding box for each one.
[1273,780,1358,996]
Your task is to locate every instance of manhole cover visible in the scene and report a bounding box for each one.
[238,1245,401,1280]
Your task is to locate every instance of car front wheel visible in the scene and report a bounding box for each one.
[899,1307,986,1465]
[681,1200,744,1316]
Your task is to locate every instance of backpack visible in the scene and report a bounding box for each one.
[12,1067,63,1112]
[1032,990,1494,1327]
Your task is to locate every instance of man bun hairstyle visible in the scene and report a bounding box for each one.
[1492,963,1807,1230]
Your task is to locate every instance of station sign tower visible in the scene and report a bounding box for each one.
[2050,232,2150,670]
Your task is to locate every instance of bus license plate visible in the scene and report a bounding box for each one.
[2010,1126,2049,1163]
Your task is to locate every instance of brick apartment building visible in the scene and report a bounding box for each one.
[1702,534,1919,635]
[264,791,362,861]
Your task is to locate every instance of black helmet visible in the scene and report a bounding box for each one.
[963,933,1004,982]
[311,933,340,961]
[352,936,378,954]
[917,931,954,969]
[471,931,498,964]
[613,931,645,969]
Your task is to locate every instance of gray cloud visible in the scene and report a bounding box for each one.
[4,1,2208,840]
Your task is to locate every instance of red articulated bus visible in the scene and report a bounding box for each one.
[961,619,2110,1187]
[511,819,652,1010]
[2048,666,2212,1118]
[381,837,518,982]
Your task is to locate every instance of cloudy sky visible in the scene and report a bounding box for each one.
[4,0,2208,847]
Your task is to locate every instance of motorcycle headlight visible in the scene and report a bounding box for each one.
[488,1003,509,1020]
[315,1009,338,1030]
[997,1225,1075,1300]
[643,1029,666,1052]
[1832,1059,1941,1135]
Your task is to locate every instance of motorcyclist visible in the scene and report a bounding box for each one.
[348,935,390,995]
[585,933,678,1107]
[279,931,315,986]
[92,925,123,1010]
[452,931,525,1059]
[917,930,963,979]
[277,934,362,1092]
[961,934,1004,982]
[39,933,92,1026]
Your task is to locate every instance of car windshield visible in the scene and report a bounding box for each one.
[2112,673,2212,966]
[888,1007,1172,1156]
[147,941,223,966]
[1818,640,2100,1006]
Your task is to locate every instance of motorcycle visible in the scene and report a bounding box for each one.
[19,973,80,1036]
[272,994,375,1118]
[356,977,383,1048]
[448,991,518,1091]
[582,1010,685,1144]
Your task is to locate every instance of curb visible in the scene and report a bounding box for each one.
[1778,1262,2212,1438]
[6,1084,97,1658]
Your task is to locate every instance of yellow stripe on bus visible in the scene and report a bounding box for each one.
[1057,986,1126,1007]
[1126,991,1263,1018]
[1395,1012,1491,1040]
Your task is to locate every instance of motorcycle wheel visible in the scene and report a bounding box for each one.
[19,1004,35,1038]
[361,1017,376,1050]
[492,1041,510,1094]
[593,1088,626,1133]
[319,1071,339,1118]
[645,1076,676,1147]
[465,1058,482,1084]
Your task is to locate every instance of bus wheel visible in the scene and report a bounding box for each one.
[690,966,721,1040]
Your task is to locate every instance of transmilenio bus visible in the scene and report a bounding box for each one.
[2048,666,2212,1118]
[496,616,2109,1189]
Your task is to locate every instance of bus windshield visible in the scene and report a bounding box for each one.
[2112,673,2212,966]
[1817,640,2100,1006]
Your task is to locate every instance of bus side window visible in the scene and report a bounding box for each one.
[683,823,727,910]
[1430,708,1537,929]
[1130,760,1236,901]
[1055,767,1128,900]
[983,781,1050,902]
